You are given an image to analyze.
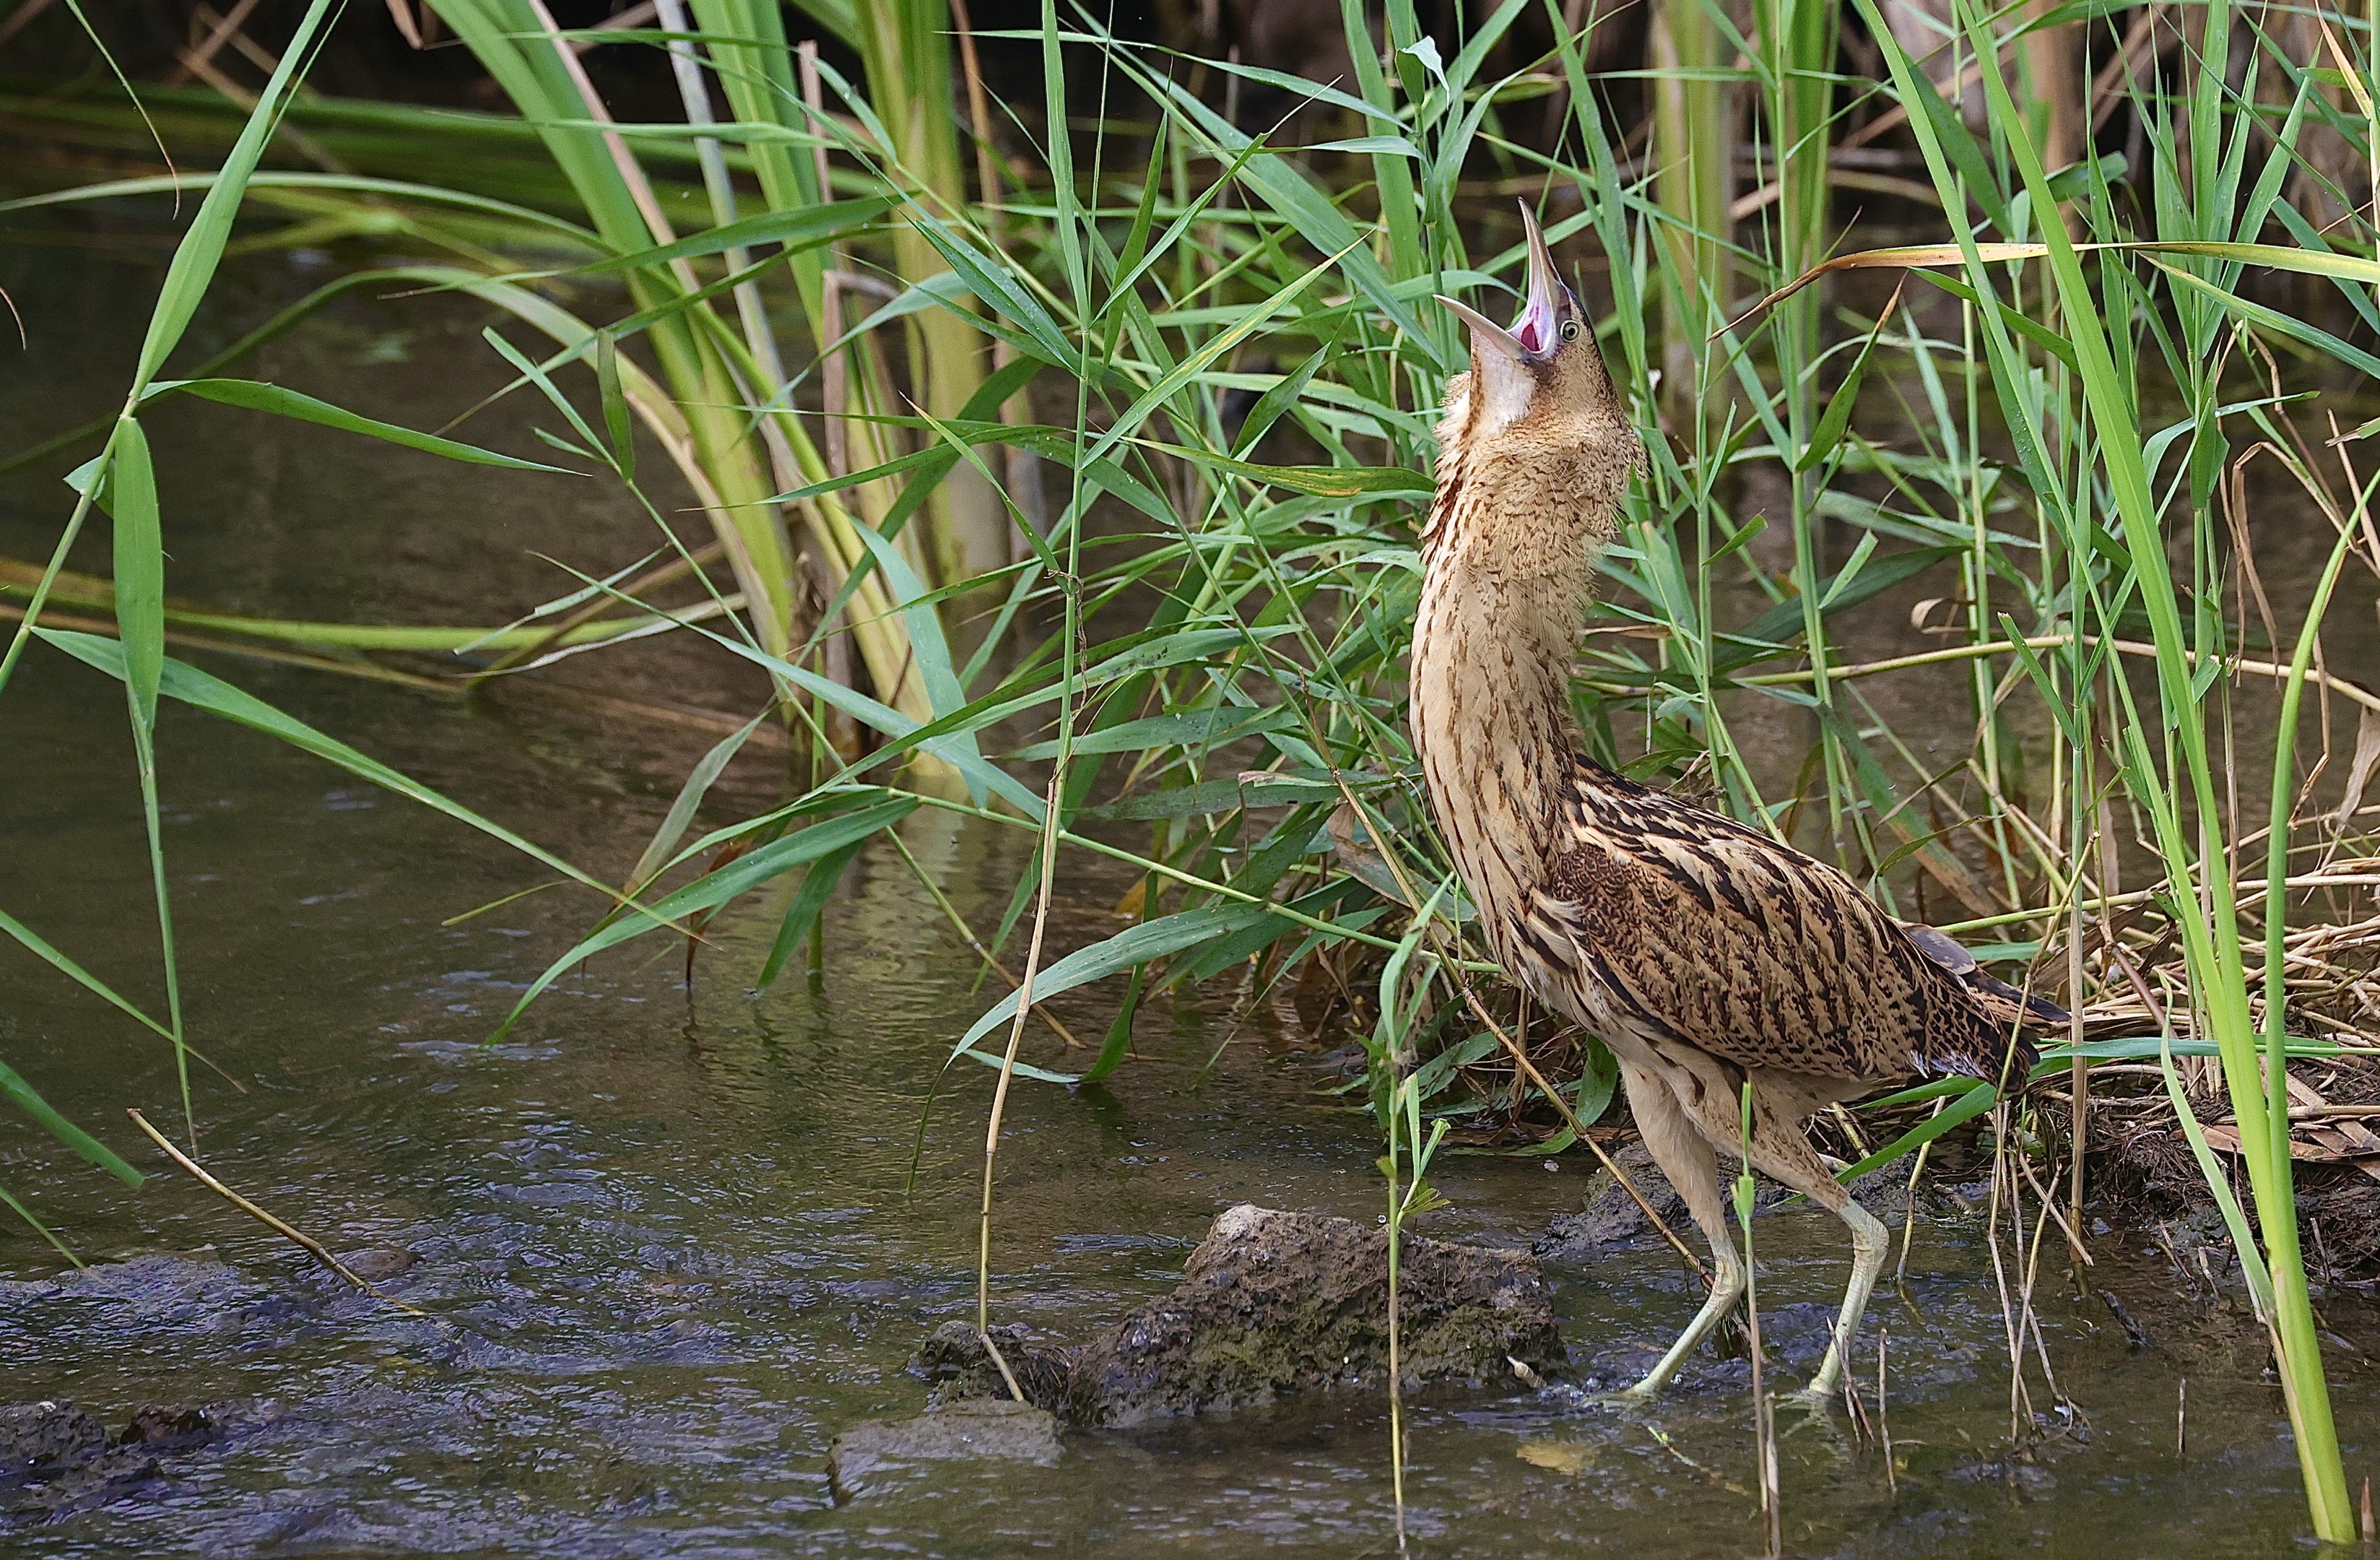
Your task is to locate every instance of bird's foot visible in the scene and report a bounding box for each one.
[1773,1387,1856,1452]
[1551,1377,1668,1413]
[1781,1390,1838,1440]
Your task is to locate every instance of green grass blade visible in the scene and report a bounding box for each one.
[1833,1080,1998,1182]
[594,332,636,482]
[781,0,859,46]
[100,424,164,733]
[2158,1031,2277,1314]
[622,711,770,900]
[495,795,918,1035]
[562,194,893,275]
[35,630,659,917]
[0,1179,84,1268]
[93,420,188,1130]
[142,381,573,472]
[0,172,603,249]
[950,904,1274,1062]
[754,838,866,993]
[0,1058,142,1187]
[0,904,175,1044]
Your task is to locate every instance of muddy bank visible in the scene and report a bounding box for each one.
[2036,1058,2380,1283]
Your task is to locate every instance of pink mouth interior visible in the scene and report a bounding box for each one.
[1511,292,1556,353]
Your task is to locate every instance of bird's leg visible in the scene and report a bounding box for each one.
[1698,1078,1889,1411]
[1797,1195,1888,1406]
[1617,1065,1744,1398]
[1742,1116,1888,1407]
[1630,1239,1746,1397]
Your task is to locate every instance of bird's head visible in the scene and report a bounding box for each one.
[1434,204,1631,451]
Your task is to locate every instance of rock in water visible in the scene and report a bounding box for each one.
[908,1207,1565,1427]
[1534,1146,1677,1257]
[826,1399,1061,1497]
[0,1400,215,1520]
[1074,1204,1562,1425]
[0,1403,110,1486]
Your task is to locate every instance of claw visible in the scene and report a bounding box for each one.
[1776,1388,1858,1453]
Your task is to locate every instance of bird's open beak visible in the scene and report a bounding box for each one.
[1434,202,1563,363]
[1434,292,1521,362]
[1511,202,1561,353]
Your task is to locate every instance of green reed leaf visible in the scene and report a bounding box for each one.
[143,380,570,472]
[131,0,340,389]
[0,1058,142,1187]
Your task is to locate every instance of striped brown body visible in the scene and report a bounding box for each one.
[1412,369,2039,1113]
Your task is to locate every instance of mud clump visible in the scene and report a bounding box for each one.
[913,1322,1074,1407]
[120,1405,215,1452]
[913,1204,1565,1426]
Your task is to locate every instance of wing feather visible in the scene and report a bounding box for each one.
[1535,760,2034,1085]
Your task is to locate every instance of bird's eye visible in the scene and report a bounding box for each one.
[1560,320,1582,342]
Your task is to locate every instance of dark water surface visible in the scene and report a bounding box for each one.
[3,233,2377,1559]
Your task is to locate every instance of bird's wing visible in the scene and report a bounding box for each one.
[1531,766,2021,1083]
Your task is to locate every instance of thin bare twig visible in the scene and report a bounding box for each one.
[168,0,267,86]
[1457,986,1710,1283]
[1879,1326,1897,1496]
[127,1109,430,1319]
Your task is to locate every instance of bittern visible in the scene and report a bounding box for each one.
[1412,206,2063,1405]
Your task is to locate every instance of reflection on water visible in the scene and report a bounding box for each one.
[1,233,2374,1559]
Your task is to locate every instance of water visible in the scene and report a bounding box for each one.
[3,233,2376,1558]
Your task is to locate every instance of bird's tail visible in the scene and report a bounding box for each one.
[1957,969,2054,1095]
[1899,920,2067,1093]
[1900,920,2070,1029]
[1958,968,2070,1031]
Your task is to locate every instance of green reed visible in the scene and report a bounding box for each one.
[1841,0,2367,1529]
[1365,889,1452,1547]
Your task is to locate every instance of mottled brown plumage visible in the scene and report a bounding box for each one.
[1413,207,2062,1403]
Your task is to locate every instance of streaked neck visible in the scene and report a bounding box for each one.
[1409,534,1584,932]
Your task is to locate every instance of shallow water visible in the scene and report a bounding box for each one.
[3,231,2379,1559]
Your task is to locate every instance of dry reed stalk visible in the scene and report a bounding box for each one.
[127,1109,430,1318]
[976,773,1065,1335]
